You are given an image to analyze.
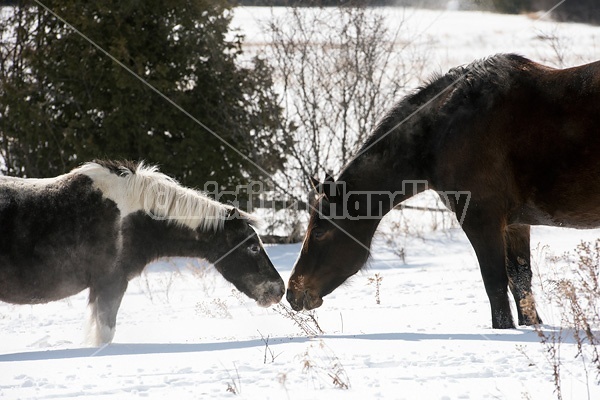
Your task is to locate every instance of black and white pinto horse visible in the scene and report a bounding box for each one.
[0,160,284,345]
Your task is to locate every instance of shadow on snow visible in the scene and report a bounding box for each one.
[0,325,586,362]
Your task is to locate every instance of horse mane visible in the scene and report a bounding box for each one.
[359,53,534,153]
[74,160,259,231]
[442,53,535,97]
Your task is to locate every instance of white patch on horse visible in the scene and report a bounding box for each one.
[74,162,229,231]
[85,304,116,346]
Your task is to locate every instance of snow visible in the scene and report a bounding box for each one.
[2,6,600,400]
[2,218,600,399]
[232,5,600,73]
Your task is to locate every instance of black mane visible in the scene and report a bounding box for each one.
[360,53,534,152]
[91,159,141,176]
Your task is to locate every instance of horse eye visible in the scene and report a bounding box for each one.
[312,229,325,240]
[248,243,261,254]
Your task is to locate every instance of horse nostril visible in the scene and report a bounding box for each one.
[270,282,285,301]
[286,289,294,304]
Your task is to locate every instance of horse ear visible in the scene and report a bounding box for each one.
[309,176,321,192]
[226,207,238,220]
[322,172,340,201]
[308,173,337,203]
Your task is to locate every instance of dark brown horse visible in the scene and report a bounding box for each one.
[287,54,600,329]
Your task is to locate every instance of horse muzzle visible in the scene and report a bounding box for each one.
[286,288,323,311]
[254,280,285,308]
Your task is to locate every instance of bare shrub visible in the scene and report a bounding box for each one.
[262,6,429,232]
[376,193,458,262]
[187,260,218,295]
[267,6,428,180]
[531,240,600,399]
[138,260,181,304]
[223,362,241,395]
[274,303,324,336]
[299,339,350,390]
[367,273,383,305]
[195,298,233,319]
[259,207,307,244]
[258,330,282,364]
[534,26,568,68]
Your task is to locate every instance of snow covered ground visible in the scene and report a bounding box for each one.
[2,6,600,400]
[1,219,600,400]
[232,5,600,74]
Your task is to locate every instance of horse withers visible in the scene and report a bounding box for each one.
[287,54,600,329]
[0,160,284,345]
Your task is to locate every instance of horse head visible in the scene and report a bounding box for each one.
[286,175,374,311]
[210,208,285,307]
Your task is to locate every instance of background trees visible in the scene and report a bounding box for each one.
[0,0,288,189]
[266,6,427,187]
[490,0,531,14]
[534,0,600,24]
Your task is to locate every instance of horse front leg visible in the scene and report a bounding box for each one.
[87,275,128,346]
[505,224,542,325]
[462,216,515,329]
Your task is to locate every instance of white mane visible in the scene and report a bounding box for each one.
[74,162,231,231]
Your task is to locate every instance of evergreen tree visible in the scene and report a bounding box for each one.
[0,0,288,189]
[491,0,531,14]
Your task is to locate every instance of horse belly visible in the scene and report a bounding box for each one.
[511,202,600,229]
[0,257,90,304]
[0,233,120,304]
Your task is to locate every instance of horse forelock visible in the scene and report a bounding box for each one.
[74,161,232,231]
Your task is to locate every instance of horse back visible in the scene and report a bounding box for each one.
[435,57,600,228]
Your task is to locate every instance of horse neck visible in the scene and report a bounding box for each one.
[338,122,430,215]
[121,213,210,271]
[337,67,461,208]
